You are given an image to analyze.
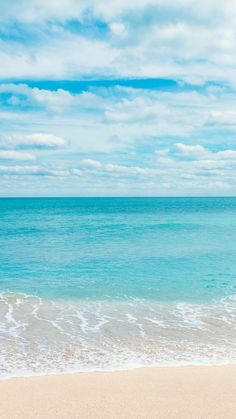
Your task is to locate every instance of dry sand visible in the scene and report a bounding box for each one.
[1,365,236,419]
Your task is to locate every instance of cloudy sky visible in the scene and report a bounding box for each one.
[1,0,236,196]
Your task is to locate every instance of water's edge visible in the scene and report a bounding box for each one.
[1,292,236,379]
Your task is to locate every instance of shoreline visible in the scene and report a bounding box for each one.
[1,359,236,381]
[1,365,236,418]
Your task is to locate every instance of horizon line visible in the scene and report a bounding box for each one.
[1,196,236,199]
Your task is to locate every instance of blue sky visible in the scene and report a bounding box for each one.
[1,0,236,196]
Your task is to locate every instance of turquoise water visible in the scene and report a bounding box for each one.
[1,197,236,377]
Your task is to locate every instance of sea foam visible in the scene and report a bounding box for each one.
[1,292,236,379]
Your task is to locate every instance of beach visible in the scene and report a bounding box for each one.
[1,365,236,419]
[1,198,236,417]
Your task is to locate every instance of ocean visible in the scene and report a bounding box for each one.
[1,197,236,378]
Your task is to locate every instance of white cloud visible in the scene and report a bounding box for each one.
[4,82,236,144]
[0,35,119,80]
[1,143,236,195]
[109,22,127,36]
[0,164,69,176]
[0,1,236,84]
[82,158,157,176]
[0,133,67,149]
[0,151,35,160]
[82,159,102,169]
[175,143,207,157]
[0,165,41,175]
[176,143,236,161]
[74,143,236,194]
[105,97,169,123]
[217,150,236,159]
[0,0,157,23]
[0,83,103,112]
[0,83,74,111]
[207,110,236,126]
[0,76,236,195]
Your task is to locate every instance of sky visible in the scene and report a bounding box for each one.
[1,0,236,196]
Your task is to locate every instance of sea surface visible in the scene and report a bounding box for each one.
[1,197,236,378]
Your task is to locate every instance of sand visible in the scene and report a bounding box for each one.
[1,365,236,419]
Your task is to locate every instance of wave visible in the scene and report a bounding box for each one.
[1,292,236,378]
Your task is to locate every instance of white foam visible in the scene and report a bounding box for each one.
[1,292,236,379]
